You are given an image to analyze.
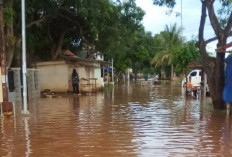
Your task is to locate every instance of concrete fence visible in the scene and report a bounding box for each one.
[8,68,40,102]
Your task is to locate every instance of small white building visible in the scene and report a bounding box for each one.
[36,50,108,93]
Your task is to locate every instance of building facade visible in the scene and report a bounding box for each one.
[36,58,107,93]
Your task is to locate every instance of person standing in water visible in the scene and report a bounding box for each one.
[72,69,80,95]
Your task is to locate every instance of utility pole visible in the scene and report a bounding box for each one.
[181,0,183,33]
[21,0,29,114]
[0,0,13,115]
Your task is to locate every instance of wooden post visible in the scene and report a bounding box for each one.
[0,1,13,116]
[0,0,8,102]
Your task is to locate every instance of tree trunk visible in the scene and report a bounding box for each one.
[204,54,225,109]
[51,31,67,60]
[198,1,227,109]
[171,64,173,80]
[51,42,63,60]
[3,0,15,68]
[213,53,225,109]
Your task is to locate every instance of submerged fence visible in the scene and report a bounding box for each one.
[8,68,40,102]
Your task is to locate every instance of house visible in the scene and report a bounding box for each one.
[36,50,109,93]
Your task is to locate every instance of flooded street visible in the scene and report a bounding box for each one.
[1,81,232,157]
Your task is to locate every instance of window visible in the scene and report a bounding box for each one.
[190,71,197,77]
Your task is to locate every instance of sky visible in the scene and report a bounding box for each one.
[135,0,217,53]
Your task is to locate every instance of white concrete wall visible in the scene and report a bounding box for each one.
[37,61,69,92]
[94,68,104,88]
[37,60,105,93]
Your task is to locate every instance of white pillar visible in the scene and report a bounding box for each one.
[21,0,29,114]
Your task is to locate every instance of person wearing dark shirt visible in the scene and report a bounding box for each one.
[72,69,79,95]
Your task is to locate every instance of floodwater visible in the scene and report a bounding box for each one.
[0,81,232,157]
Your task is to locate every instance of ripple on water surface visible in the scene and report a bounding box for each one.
[0,83,231,157]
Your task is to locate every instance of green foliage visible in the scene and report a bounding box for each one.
[217,1,232,28]
[4,0,202,76]
[151,24,182,68]
[3,7,14,27]
[4,0,147,65]
[174,41,200,73]
[153,0,176,8]
[150,24,200,76]
[127,31,157,74]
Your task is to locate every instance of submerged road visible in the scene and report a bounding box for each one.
[0,81,231,157]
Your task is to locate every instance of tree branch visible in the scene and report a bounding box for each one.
[52,27,73,60]
[57,12,81,28]
[205,31,232,45]
[57,13,85,36]
[205,0,223,38]
[26,16,47,28]
[225,11,232,35]
[198,1,207,44]
[205,36,217,45]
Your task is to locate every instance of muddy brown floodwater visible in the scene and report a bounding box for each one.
[0,81,232,157]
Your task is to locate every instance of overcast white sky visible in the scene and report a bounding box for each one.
[135,0,218,53]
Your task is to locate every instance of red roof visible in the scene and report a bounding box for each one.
[63,50,79,58]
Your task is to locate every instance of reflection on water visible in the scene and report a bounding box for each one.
[24,117,32,157]
[0,81,232,157]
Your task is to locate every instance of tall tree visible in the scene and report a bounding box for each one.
[153,0,232,109]
[174,40,200,74]
[3,0,17,68]
[151,24,182,79]
[3,0,145,67]
[197,0,232,109]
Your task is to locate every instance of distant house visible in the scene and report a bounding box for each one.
[36,50,108,93]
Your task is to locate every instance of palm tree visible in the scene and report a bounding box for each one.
[151,24,182,79]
